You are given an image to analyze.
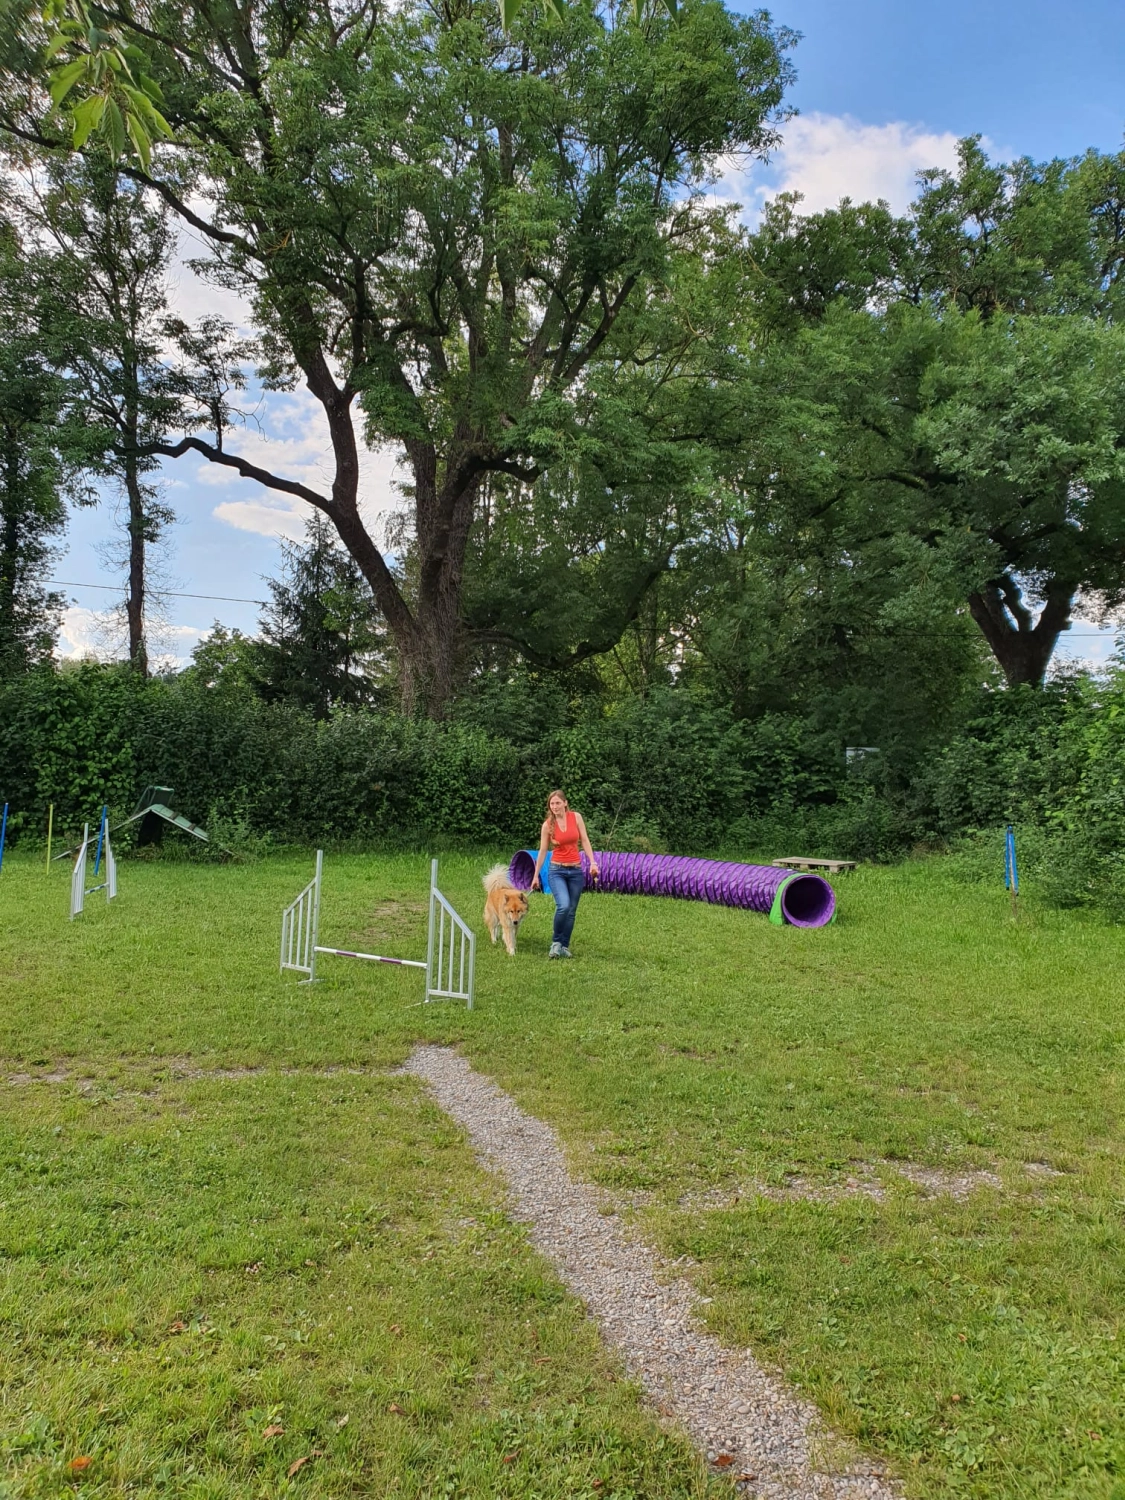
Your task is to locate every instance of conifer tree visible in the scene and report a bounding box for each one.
[254,516,387,719]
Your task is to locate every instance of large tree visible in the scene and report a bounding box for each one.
[741,139,1125,687]
[916,311,1125,686]
[1,0,792,714]
[0,218,90,674]
[18,158,182,675]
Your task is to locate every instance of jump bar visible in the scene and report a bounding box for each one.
[313,946,427,968]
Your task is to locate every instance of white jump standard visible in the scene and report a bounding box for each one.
[280,853,475,1009]
[70,810,118,920]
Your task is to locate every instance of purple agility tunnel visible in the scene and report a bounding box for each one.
[508,850,836,928]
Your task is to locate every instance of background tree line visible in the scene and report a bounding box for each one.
[1,0,1124,906]
[5,655,1125,915]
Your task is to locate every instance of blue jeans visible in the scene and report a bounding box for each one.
[550,864,584,948]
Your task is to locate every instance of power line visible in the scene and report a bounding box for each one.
[50,580,265,606]
[47,580,1122,638]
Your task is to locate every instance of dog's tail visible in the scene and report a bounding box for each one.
[482,862,512,893]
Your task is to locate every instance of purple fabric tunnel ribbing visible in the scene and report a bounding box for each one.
[507,850,835,928]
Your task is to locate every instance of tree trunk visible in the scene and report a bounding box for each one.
[326,488,433,715]
[327,498,466,719]
[968,575,1075,688]
[410,454,478,719]
[178,346,478,717]
[389,566,466,718]
[123,446,148,678]
[0,438,18,671]
[319,401,477,717]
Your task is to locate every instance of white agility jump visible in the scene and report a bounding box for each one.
[70,810,118,920]
[280,853,475,1009]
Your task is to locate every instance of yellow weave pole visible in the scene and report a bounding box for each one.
[45,804,53,869]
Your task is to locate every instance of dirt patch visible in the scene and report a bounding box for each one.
[3,1059,383,1091]
[345,899,429,952]
[5,1069,72,1087]
[681,1173,886,1210]
[679,1156,1059,1211]
[890,1162,1002,1199]
[370,899,426,919]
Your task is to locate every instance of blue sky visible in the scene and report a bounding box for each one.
[768,0,1124,165]
[56,0,1125,669]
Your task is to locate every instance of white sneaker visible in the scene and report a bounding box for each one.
[559,946,573,959]
[547,942,562,959]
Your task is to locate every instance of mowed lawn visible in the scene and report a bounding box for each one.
[1,850,1122,1500]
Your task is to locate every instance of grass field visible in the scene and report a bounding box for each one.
[1,850,1123,1499]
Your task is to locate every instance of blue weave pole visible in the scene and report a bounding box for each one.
[93,804,107,877]
[1004,823,1019,916]
[0,803,7,874]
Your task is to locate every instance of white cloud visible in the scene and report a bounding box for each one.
[168,194,257,333]
[147,620,210,672]
[773,114,963,214]
[716,112,967,222]
[168,251,255,333]
[56,606,120,662]
[194,393,334,493]
[56,605,207,669]
[213,495,309,541]
[164,210,407,547]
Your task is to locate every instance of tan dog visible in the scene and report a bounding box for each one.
[482,864,529,956]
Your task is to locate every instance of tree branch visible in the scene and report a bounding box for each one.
[131,435,333,509]
[557,273,639,388]
[470,555,673,669]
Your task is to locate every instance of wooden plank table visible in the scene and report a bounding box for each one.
[772,856,856,874]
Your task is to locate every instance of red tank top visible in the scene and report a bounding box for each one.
[550,811,581,865]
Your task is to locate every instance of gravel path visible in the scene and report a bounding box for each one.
[401,1045,900,1499]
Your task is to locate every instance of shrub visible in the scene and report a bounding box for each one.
[6,661,1125,917]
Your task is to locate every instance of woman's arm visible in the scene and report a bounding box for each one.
[531,821,550,890]
[576,813,599,880]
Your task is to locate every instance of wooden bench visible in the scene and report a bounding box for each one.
[772,856,856,874]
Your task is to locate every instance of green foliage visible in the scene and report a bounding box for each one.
[14,155,186,675]
[39,0,173,169]
[6,654,1125,903]
[0,666,145,838]
[9,651,1125,914]
[179,624,259,700]
[927,682,1083,833]
[740,139,1125,688]
[252,517,389,719]
[0,224,79,676]
[917,309,1125,604]
[0,666,841,854]
[927,667,1125,917]
[32,0,684,177]
[748,135,1125,330]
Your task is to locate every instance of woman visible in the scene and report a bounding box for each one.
[531,790,599,960]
